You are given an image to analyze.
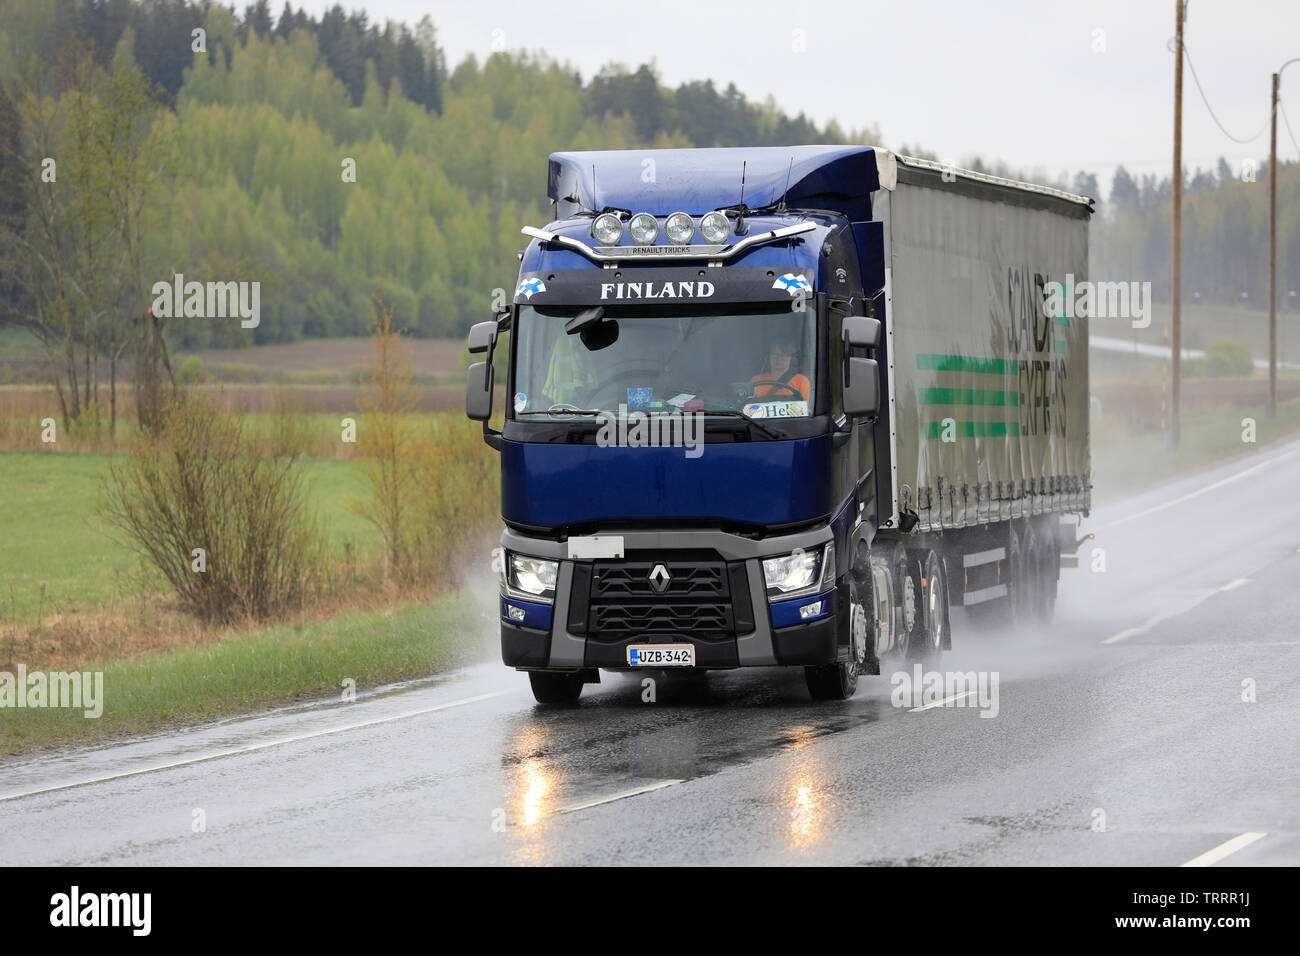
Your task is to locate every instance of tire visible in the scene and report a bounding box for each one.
[907,550,948,664]
[892,546,923,661]
[1016,522,1038,627]
[1033,522,1059,626]
[529,670,584,704]
[805,570,866,700]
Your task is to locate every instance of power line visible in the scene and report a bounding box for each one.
[1280,98,1300,159]
[1181,41,1270,145]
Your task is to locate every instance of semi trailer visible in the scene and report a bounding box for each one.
[466,145,1094,704]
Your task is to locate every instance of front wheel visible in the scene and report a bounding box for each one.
[805,572,866,700]
[528,671,584,704]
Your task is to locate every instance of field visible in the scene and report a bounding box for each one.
[0,448,385,622]
[189,336,465,374]
[1111,300,1300,365]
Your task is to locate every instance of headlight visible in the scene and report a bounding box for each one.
[505,553,558,601]
[763,544,833,599]
[592,213,623,246]
[700,211,730,244]
[664,211,695,244]
[628,212,658,245]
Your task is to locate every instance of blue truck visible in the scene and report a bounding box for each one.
[466,145,1094,703]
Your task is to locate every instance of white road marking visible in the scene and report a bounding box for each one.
[554,779,684,814]
[1180,832,1267,867]
[1096,451,1294,532]
[1101,588,1219,644]
[910,691,976,712]
[0,690,510,803]
[1102,577,1252,644]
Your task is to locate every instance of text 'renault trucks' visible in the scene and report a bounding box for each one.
[466,146,1094,704]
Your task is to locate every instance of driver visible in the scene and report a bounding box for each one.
[750,332,810,401]
[543,332,595,406]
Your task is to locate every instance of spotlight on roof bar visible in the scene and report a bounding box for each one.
[628,213,659,245]
[664,212,695,245]
[592,213,623,246]
[700,211,731,244]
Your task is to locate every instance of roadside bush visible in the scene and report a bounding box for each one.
[356,295,501,589]
[410,416,500,582]
[1201,339,1255,378]
[100,397,328,623]
[175,355,209,385]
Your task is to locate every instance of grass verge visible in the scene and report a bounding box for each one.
[0,593,492,757]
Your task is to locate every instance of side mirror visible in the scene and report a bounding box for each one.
[843,315,881,349]
[466,361,493,421]
[843,356,879,417]
[467,321,498,355]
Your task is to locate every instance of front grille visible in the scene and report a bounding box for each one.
[591,601,732,634]
[582,555,747,641]
[592,562,727,599]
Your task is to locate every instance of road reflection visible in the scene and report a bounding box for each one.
[497,669,882,862]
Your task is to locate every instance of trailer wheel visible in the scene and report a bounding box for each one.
[1032,523,1059,625]
[1006,523,1029,627]
[907,550,948,664]
[528,671,584,705]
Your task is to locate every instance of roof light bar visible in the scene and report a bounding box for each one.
[520,221,815,263]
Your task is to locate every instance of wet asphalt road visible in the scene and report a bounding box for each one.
[2,438,1299,866]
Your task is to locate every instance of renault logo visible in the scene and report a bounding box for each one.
[648,564,671,593]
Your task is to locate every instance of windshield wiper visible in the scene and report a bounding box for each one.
[518,406,783,440]
[517,408,604,417]
[693,408,782,440]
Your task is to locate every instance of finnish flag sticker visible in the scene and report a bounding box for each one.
[773,273,811,295]
[516,277,546,299]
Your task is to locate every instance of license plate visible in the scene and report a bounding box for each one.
[627,644,696,667]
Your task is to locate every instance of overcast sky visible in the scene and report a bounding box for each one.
[291,0,1300,199]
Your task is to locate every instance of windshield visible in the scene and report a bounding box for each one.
[512,303,818,422]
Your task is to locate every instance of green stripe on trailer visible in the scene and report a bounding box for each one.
[915,354,1017,374]
[918,387,1019,407]
[1055,339,1067,354]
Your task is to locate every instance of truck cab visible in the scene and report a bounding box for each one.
[468,146,899,703]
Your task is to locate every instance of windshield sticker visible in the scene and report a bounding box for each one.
[516,277,545,299]
[627,387,653,408]
[666,393,695,406]
[773,273,812,295]
[744,400,809,419]
[514,392,527,412]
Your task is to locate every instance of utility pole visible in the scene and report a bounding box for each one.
[1270,70,1279,419]
[1171,0,1185,446]
[1269,59,1299,419]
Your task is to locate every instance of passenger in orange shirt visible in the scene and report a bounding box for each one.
[750,336,810,401]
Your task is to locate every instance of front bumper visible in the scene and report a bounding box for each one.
[497,526,840,671]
